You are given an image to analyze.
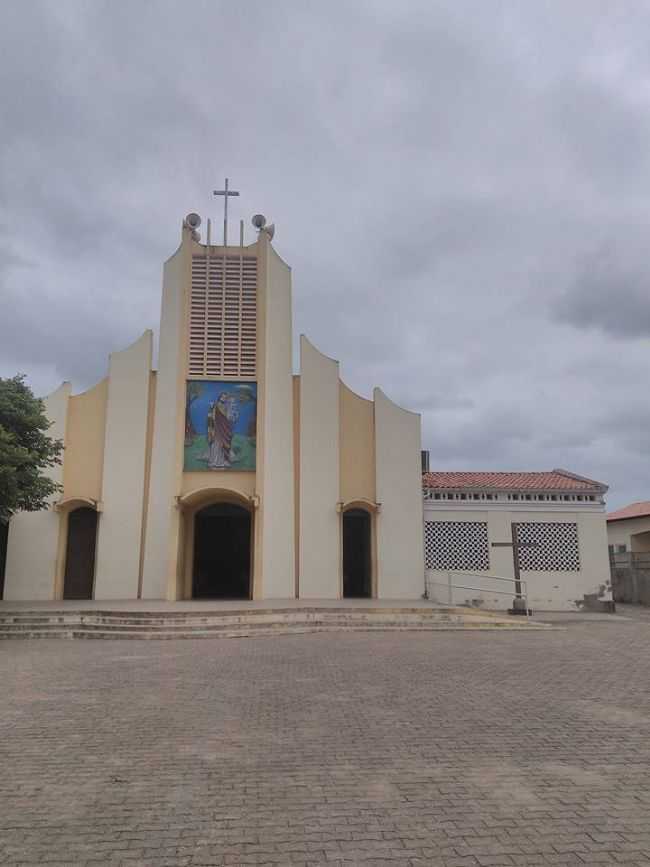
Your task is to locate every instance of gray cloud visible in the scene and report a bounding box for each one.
[2,0,650,509]
[554,244,650,338]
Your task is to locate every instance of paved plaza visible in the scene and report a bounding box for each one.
[2,611,650,866]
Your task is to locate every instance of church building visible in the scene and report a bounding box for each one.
[2,209,424,602]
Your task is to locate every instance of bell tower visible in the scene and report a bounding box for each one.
[141,196,295,600]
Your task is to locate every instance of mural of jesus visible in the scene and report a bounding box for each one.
[204,392,240,469]
[183,380,257,471]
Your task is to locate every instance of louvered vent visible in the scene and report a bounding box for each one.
[188,254,257,378]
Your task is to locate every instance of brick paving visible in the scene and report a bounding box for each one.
[2,616,650,866]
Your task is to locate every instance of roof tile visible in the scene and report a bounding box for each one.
[607,501,650,522]
[422,470,605,492]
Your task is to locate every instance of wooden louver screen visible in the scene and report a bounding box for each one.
[189,254,257,378]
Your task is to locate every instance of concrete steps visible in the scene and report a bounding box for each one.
[0,606,547,639]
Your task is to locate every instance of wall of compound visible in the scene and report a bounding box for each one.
[423,506,611,610]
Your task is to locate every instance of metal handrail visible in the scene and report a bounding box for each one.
[425,570,530,620]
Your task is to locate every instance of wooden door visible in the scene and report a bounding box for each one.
[343,509,372,598]
[0,520,8,600]
[63,508,97,600]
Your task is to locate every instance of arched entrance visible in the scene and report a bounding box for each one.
[192,502,252,599]
[342,508,372,598]
[63,507,98,600]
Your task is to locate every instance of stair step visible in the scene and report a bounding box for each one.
[0,619,491,634]
[0,605,506,619]
[0,604,546,640]
[0,610,504,625]
[0,613,471,624]
[0,615,511,631]
[0,622,537,640]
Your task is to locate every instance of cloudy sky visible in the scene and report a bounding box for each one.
[2,1,649,510]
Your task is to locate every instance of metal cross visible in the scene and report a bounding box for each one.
[213,177,240,247]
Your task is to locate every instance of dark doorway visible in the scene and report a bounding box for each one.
[193,503,252,599]
[343,508,372,598]
[63,508,97,600]
[0,520,8,600]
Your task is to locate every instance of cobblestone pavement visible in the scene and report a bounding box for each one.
[2,616,650,866]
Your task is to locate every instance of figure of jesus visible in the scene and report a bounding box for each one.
[204,392,240,469]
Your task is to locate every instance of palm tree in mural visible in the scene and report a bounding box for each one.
[185,382,203,446]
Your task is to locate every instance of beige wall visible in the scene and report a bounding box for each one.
[298,336,340,598]
[339,383,375,504]
[62,379,108,502]
[94,332,153,599]
[607,516,650,552]
[293,375,300,594]
[4,382,71,600]
[576,509,611,600]
[256,238,295,598]
[374,388,424,598]
[141,237,189,599]
[181,472,255,499]
[631,531,650,552]
[425,506,611,610]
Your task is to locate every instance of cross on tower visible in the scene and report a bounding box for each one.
[213,177,240,246]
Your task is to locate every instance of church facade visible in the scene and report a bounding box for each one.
[3,215,425,602]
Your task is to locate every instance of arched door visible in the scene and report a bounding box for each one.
[63,507,98,600]
[193,503,252,599]
[343,508,372,598]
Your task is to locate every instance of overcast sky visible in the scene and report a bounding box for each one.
[2,1,649,510]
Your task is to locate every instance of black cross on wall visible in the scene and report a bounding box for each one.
[491,523,539,598]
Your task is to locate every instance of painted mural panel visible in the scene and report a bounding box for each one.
[184,381,257,471]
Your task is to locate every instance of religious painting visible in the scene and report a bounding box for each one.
[184,381,257,471]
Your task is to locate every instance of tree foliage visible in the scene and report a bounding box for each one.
[0,375,64,524]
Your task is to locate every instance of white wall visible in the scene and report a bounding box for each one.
[298,336,340,598]
[4,382,71,600]
[94,332,152,599]
[608,516,650,552]
[374,389,424,599]
[258,241,296,597]
[424,504,612,610]
[141,244,186,599]
[574,510,612,601]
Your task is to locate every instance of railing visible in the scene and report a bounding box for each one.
[424,570,530,620]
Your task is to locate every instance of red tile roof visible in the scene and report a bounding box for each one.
[607,501,650,523]
[422,469,606,492]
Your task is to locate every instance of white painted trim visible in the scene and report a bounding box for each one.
[423,501,605,514]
